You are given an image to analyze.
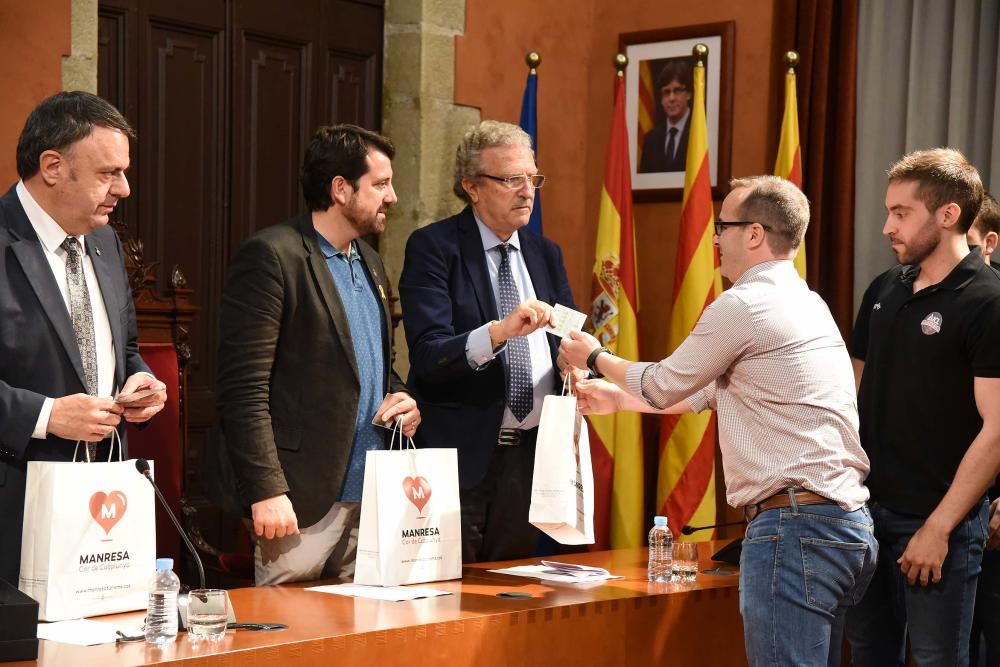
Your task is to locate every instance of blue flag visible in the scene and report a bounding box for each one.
[519,70,542,236]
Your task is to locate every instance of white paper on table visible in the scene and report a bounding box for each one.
[488,564,624,584]
[304,583,454,601]
[544,304,587,339]
[37,618,143,646]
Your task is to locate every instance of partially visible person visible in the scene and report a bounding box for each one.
[0,91,167,585]
[848,148,1000,667]
[217,124,419,585]
[638,58,693,173]
[968,191,1000,667]
[560,175,876,667]
[399,120,574,564]
[967,192,998,269]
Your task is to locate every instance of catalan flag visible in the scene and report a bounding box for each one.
[635,59,656,169]
[658,48,722,541]
[774,62,805,279]
[587,66,643,550]
[519,55,543,236]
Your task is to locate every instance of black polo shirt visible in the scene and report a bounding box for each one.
[853,250,1000,516]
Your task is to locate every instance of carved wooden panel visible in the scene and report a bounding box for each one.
[231,35,311,241]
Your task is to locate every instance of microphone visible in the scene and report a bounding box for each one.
[135,459,206,590]
[681,519,746,536]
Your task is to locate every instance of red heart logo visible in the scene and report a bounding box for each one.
[89,491,128,534]
[402,476,432,513]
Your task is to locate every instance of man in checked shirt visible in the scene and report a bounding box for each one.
[560,175,876,667]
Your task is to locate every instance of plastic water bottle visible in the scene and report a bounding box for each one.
[648,515,673,582]
[145,557,180,644]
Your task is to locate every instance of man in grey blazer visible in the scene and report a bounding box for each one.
[217,125,420,585]
[0,92,167,585]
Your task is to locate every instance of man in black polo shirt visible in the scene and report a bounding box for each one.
[847,148,1000,667]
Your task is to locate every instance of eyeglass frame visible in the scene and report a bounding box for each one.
[477,173,546,190]
[714,220,773,237]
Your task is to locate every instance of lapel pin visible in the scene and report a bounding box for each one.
[95,246,102,256]
[378,284,386,301]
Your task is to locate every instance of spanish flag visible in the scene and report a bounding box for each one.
[657,48,722,541]
[587,66,643,550]
[774,64,805,279]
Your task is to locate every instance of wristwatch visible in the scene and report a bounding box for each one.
[586,346,611,379]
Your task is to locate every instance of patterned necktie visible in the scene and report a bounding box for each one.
[496,243,533,422]
[62,237,99,397]
[665,126,678,162]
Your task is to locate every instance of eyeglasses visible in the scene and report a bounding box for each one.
[714,220,773,237]
[478,173,546,190]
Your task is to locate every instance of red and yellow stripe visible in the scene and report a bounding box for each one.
[774,68,806,279]
[588,73,643,549]
[658,57,721,541]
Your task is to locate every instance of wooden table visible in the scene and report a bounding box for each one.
[20,543,747,666]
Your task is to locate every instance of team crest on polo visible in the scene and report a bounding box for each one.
[920,312,942,335]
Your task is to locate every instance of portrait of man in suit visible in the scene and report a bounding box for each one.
[399,120,576,563]
[0,91,167,585]
[216,124,419,585]
[638,57,694,174]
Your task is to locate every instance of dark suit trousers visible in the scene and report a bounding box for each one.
[460,428,540,563]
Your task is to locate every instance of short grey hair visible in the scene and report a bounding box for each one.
[729,175,810,254]
[453,120,534,202]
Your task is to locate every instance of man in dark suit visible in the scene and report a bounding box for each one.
[0,91,167,585]
[399,120,576,563]
[217,125,420,585]
[638,58,693,173]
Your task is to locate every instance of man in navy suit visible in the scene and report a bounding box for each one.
[399,120,576,563]
[0,92,167,585]
[638,58,693,174]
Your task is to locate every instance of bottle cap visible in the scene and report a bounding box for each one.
[155,557,174,571]
[654,516,668,527]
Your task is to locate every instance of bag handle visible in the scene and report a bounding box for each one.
[561,370,576,397]
[388,417,416,451]
[72,428,123,463]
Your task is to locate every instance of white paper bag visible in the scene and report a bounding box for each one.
[529,378,595,545]
[354,429,462,587]
[19,435,156,621]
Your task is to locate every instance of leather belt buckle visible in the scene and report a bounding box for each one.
[497,428,522,446]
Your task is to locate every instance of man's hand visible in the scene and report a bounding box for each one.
[48,394,123,441]
[490,299,554,346]
[374,392,421,437]
[987,498,1000,550]
[559,330,602,371]
[575,378,625,415]
[117,373,167,423]
[898,520,949,586]
[251,494,299,539]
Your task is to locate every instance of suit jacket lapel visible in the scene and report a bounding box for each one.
[86,233,126,388]
[518,230,553,303]
[296,216,360,384]
[3,192,89,390]
[457,207,499,322]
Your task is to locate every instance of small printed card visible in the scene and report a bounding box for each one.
[544,304,587,339]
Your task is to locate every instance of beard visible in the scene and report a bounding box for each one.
[344,197,388,237]
[891,216,939,266]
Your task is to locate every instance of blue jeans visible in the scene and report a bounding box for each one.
[739,501,877,667]
[846,500,989,667]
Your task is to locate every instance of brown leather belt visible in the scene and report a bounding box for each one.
[743,489,832,522]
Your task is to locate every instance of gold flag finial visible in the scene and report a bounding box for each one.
[784,50,800,73]
[526,51,541,74]
[692,43,709,66]
[614,53,628,78]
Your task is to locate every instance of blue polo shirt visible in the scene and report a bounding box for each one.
[317,234,386,502]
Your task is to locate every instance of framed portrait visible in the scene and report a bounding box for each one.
[619,22,734,200]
